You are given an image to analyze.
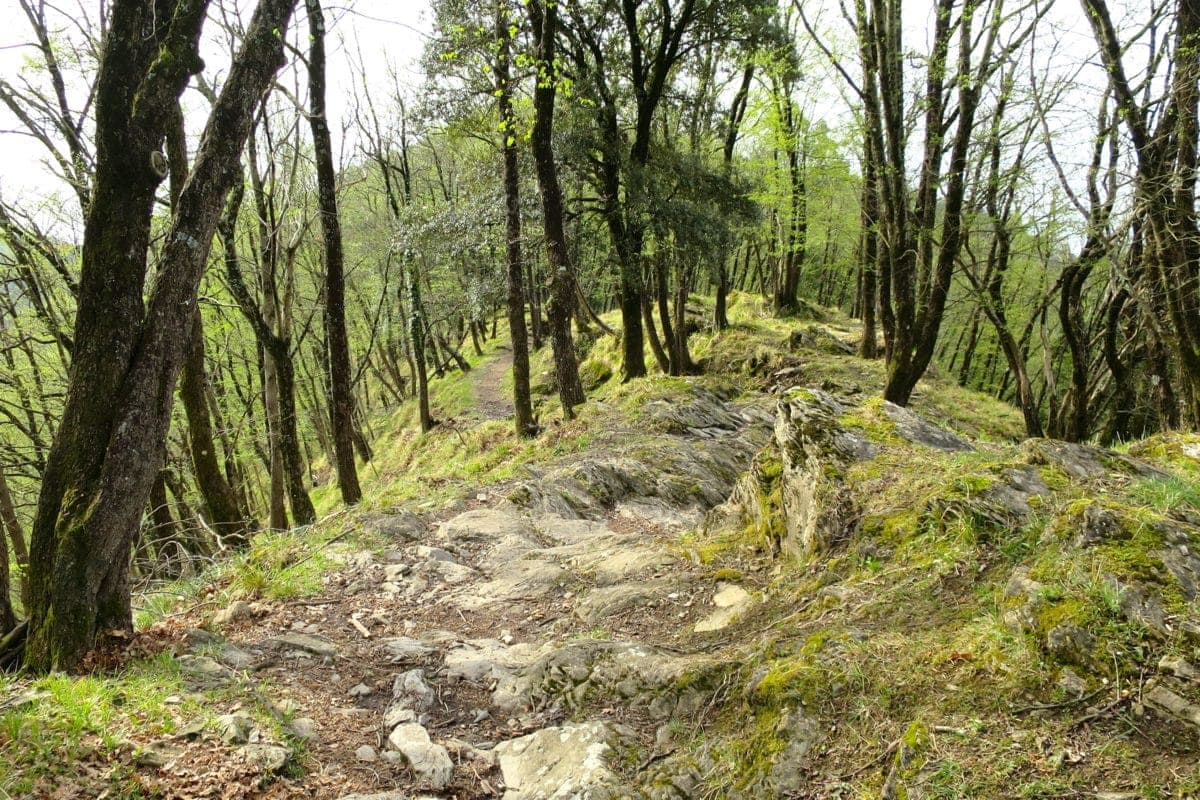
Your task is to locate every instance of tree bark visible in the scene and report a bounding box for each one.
[408,263,436,433]
[527,0,586,417]
[496,2,536,437]
[25,0,297,672]
[307,0,362,505]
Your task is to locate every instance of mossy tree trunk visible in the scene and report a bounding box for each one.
[24,0,297,672]
[527,0,586,418]
[495,1,537,438]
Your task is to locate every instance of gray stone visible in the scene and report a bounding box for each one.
[640,390,745,434]
[183,628,223,648]
[288,717,318,742]
[355,745,378,762]
[694,581,756,632]
[387,723,454,789]
[882,402,972,452]
[1113,579,1171,637]
[384,705,417,728]
[214,600,252,626]
[363,510,427,542]
[438,509,532,547]
[238,743,290,774]
[789,324,856,356]
[414,545,458,563]
[1023,439,1162,481]
[216,713,256,745]
[983,468,1051,518]
[392,669,435,711]
[1146,684,1200,729]
[443,737,498,768]
[455,557,565,609]
[1057,668,1088,698]
[176,655,234,684]
[348,683,373,698]
[1046,624,1096,667]
[571,543,675,586]
[268,632,338,658]
[132,739,183,768]
[417,558,477,584]
[381,637,436,664]
[383,563,411,582]
[693,605,747,633]
[215,644,257,671]
[772,390,865,557]
[1159,541,1200,599]
[712,583,751,608]
[1160,655,1200,681]
[271,698,302,716]
[769,708,822,793]
[494,722,633,799]
[1074,504,1123,548]
[511,640,722,719]
[575,580,685,624]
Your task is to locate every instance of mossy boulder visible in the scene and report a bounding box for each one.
[774,390,870,558]
[579,358,613,391]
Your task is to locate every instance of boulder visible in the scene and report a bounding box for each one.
[769,708,822,793]
[387,723,454,789]
[881,402,971,452]
[381,636,436,664]
[773,390,867,557]
[214,600,252,626]
[391,669,435,713]
[362,511,427,542]
[216,713,256,745]
[238,743,290,774]
[267,632,338,658]
[511,640,724,719]
[494,722,634,799]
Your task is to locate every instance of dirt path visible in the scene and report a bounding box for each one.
[472,347,514,422]
[143,389,772,799]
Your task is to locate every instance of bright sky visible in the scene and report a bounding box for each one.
[0,0,433,233]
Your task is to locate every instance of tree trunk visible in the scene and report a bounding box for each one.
[24,0,297,672]
[307,0,361,505]
[496,3,536,437]
[527,0,585,417]
[408,264,436,432]
[181,316,252,546]
[167,99,254,546]
[263,344,289,530]
[271,341,317,525]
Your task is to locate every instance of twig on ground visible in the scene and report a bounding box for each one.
[1011,686,1107,715]
[1064,694,1131,729]
[842,737,900,780]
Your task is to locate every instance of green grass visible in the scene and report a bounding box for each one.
[0,653,200,796]
[1127,473,1200,512]
[10,293,1200,798]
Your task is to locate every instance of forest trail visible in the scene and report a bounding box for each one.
[13,324,1200,799]
[471,347,515,422]
[153,382,773,799]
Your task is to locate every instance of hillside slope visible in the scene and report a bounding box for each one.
[2,300,1199,799]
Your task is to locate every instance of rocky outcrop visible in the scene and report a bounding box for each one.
[493,722,636,800]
